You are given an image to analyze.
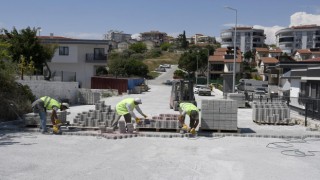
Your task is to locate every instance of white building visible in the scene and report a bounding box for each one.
[275,25,320,55]
[220,27,265,53]
[40,36,110,88]
[105,30,132,43]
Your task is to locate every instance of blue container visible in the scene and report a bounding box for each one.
[127,78,144,90]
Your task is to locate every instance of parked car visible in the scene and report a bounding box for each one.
[194,85,207,94]
[162,80,173,85]
[198,86,211,96]
[155,67,166,72]
[161,64,171,68]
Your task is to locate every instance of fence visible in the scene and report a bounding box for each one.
[23,70,76,82]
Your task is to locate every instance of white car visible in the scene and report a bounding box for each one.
[193,85,207,94]
[198,87,211,96]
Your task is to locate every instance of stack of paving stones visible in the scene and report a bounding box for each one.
[201,99,238,131]
[252,102,290,124]
[227,93,246,108]
[72,101,115,128]
[78,89,101,105]
[24,111,67,126]
[136,114,180,131]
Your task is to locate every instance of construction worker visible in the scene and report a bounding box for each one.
[31,96,69,134]
[178,102,199,135]
[112,97,147,129]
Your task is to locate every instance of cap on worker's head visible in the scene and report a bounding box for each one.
[190,110,199,119]
[61,102,70,109]
[134,98,142,104]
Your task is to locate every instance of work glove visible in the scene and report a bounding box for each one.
[54,119,62,125]
[135,118,141,124]
[181,124,188,131]
[189,128,196,135]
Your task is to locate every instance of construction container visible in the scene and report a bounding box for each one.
[91,76,145,95]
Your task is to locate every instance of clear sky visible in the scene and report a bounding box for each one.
[1,0,320,44]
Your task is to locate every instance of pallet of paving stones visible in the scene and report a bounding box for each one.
[135,114,180,131]
[252,102,290,125]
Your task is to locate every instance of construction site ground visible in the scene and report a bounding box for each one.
[1,65,320,180]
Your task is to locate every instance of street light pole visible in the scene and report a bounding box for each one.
[225,6,237,93]
[196,55,199,85]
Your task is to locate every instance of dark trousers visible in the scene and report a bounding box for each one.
[112,113,132,128]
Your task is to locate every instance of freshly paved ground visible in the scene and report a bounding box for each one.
[1,65,320,180]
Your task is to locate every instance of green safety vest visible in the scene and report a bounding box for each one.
[116,98,136,115]
[180,103,198,116]
[40,96,61,110]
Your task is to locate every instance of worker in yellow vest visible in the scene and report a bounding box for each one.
[32,96,69,134]
[112,98,147,129]
[178,102,199,135]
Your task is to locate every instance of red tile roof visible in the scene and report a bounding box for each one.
[296,49,312,54]
[291,24,319,29]
[261,57,279,64]
[255,48,269,53]
[269,48,282,53]
[303,57,320,62]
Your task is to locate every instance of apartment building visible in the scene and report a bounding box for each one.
[140,31,167,45]
[105,30,132,43]
[275,25,320,55]
[221,27,265,53]
[188,34,216,45]
[40,36,110,88]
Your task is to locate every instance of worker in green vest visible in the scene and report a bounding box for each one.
[32,96,69,134]
[178,102,199,135]
[112,97,147,129]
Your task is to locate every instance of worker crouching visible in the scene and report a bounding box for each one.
[31,96,69,134]
[112,98,147,132]
[178,102,199,135]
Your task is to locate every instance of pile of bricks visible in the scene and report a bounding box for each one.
[227,93,246,108]
[78,89,101,105]
[136,114,180,130]
[252,102,290,124]
[72,101,115,128]
[23,111,67,126]
[201,99,238,131]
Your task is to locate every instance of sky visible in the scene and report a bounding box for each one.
[1,0,320,45]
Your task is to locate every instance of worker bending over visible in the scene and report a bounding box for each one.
[178,102,199,135]
[32,96,69,134]
[112,98,147,129]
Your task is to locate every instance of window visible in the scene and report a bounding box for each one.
[94,48,105,60]
[59,46,69,56]
[227,64,234,72]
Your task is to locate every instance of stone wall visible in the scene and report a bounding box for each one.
[17,80,79,104]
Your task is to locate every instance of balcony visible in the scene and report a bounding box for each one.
[86,53,107,63]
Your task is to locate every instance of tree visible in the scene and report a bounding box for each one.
[129,42,147,54]
[0,42,35,120]
[1,27,57,80]
[178,51,197,78]
[244,50,254,62]
[160,42,171,51]
[177,30,189,49]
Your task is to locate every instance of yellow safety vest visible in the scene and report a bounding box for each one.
[116,98,136,115]
[180,103,198,116]
[40,96,61,110]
